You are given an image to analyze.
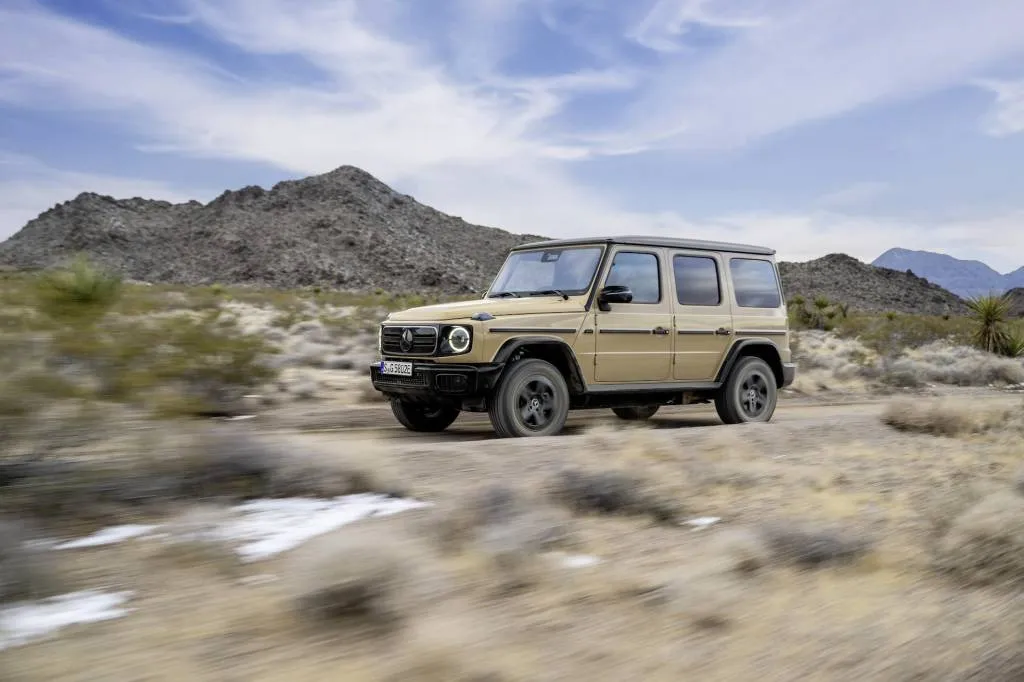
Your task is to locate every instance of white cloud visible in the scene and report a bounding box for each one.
[2,0,1024,272]
[975,78,1024,136]
[0,154,199,240]
[610,0,1024,153]
[628,0,767,53]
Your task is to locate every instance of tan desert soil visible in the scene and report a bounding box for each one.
[5,392,1024,681]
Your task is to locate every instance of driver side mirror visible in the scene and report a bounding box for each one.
[597,284,633,311]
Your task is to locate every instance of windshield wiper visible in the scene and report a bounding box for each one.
[490,291,519,298]
[527,289,569,300]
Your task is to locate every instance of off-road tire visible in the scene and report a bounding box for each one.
[611,405,660,421]
[390,399,460,432]
[714,356,778,424]
[488,359,570,438]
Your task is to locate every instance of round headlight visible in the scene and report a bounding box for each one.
[448,326,471,353]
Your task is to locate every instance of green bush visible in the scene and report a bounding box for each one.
[45,308,280,416]
[788,295,848,332]
[32,254,122,324]
[836,313,973,356]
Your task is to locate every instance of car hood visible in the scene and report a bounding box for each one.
[385,296,586,322]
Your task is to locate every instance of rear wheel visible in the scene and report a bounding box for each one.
[390,399,460,432]
[611,405,660,421]
[715,356,778,424]
[488,359,570,438]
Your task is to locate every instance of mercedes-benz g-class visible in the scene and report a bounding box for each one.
[369,236,795,438]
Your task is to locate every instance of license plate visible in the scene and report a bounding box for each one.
[380,360,413,377]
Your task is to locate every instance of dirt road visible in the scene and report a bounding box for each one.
[264,389,1019,443]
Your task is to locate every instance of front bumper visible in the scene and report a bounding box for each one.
[369,360,503,399]
[781,362,797,388]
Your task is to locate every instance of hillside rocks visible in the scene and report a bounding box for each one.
[1008,288,1024,318]
[1,164,970,313]
[0,166,542,295]
[779,254,967,315]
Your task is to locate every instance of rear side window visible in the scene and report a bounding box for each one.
[729,258,782,308]
[673,255,721,306]
[605,251,661,303]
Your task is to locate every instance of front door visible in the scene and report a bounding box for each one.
[670,250,734,381]
[594,248,673,383]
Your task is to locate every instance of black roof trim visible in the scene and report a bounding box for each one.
[511,235,775,256]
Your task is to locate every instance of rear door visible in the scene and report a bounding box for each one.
[593,247,673,383]
[726,255,788,342]
[670,250,734,381]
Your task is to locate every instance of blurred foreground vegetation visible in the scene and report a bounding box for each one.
[0,258,458,440]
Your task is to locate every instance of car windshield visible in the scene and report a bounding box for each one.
[488,246,603,298]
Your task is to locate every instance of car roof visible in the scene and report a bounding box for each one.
[510,235,775,256]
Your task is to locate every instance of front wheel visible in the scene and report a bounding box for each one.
[612,405,660,421]
[390,399,460,432]
[714,356,778,424]
[488,359,570,438]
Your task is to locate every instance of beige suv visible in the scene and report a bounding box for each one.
[369,236,796,437]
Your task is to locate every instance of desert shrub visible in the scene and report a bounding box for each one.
[32,254,122,324]
[285,524,423,632]
[1002,330,1024,359]
[934,491,1024,586]
[882,342,1024,387]
[0,426,404,523]
[0,518,61,602]
[46,308,279,416]
[882,398,1017,437]
[838,313,973,356]
[381,614,509,682]
[796,329,1024,390]
[757,519,873,566]
[546,468,679,523]
[429,484,572,559]
[789,295,848,331]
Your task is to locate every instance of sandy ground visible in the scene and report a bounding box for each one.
[4,390,1024,681]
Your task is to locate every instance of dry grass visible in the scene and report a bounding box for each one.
[285,523,428,633]
[792,329,1024,394]
[934,490,1024,587]
[0,423,405,530]
[882,397,1020,436]
[8,411,1024,680]
[0,518,62,603]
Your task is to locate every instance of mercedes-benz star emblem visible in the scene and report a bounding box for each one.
[399,328,414,352]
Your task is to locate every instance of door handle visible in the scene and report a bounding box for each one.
[653,326,670,335]
[715,327,732,335]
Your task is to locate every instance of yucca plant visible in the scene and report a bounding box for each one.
[966,293,1012,354]
[33,254,123,324]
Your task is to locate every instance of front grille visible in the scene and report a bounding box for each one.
[371,368,429,388]
[381,325,438,356]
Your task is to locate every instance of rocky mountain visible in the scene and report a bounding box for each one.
[0,166,543,294]
[0,165,970,314]
[779,253,967,316]
[1008,288,1024,318]
[872,247,1024,299]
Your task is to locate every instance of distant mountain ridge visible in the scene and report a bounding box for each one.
[872,247,1024,299]
[0,164,971,315]
[779,253,967,316]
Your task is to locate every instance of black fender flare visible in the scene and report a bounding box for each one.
[491,336,588,394]
[715,339,784,386]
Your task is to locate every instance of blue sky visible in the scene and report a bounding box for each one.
[3,0,1024,270]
